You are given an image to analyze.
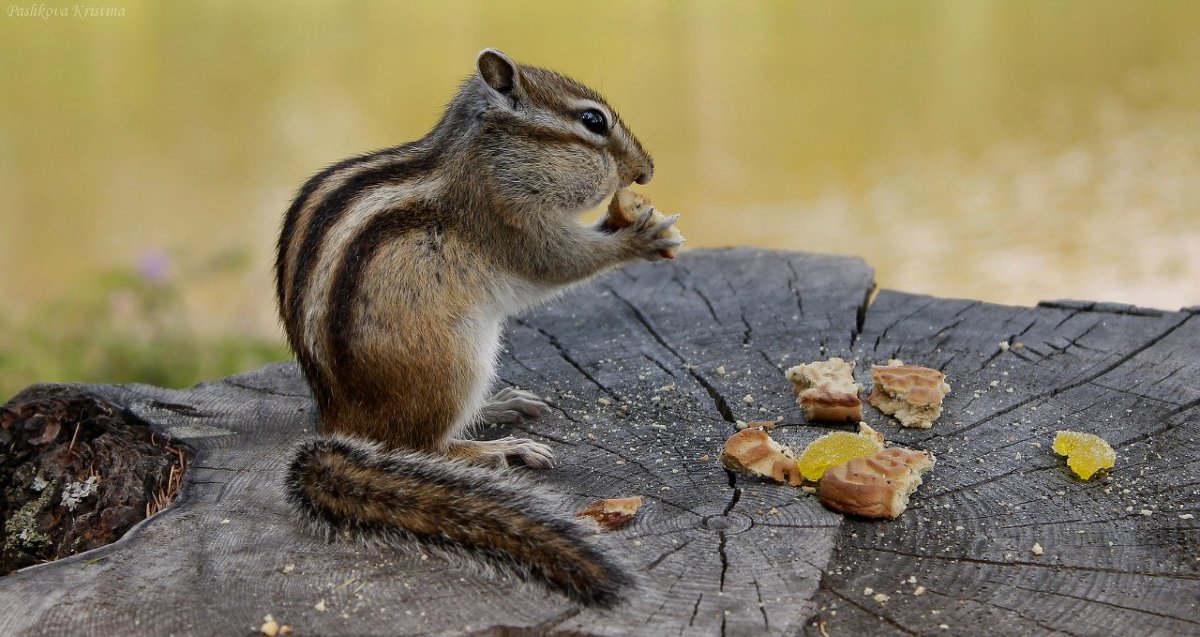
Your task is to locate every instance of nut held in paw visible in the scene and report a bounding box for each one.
[602,190,684,259]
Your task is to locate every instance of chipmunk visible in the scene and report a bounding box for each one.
[274,49,680,607]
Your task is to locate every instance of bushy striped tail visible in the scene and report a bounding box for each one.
[285,435,632,607]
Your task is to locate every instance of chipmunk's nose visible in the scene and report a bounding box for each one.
[621,137,654,184]
[634,158,654,184]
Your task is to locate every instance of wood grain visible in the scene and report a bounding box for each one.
[0,248,1195,637]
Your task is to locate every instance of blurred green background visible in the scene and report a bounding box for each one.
[1,0,1198,399]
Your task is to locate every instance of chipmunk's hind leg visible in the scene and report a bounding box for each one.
[479,387,549,424]
[446,436,555,469]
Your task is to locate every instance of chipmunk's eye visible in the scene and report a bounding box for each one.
[579,108,609,135]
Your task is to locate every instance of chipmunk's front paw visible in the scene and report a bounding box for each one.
[621,209,683,261]
[480,387,549,424]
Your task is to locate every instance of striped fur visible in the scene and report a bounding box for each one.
[274,49,668,607]
[286,435,632,607]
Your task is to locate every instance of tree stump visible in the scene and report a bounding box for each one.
[0,248,1196,636]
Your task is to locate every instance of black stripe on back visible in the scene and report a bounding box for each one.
[325,206,438,384]
[285,149,440,330]
[275,149,393,316]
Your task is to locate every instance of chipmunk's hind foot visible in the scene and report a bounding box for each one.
[447,436,555,470]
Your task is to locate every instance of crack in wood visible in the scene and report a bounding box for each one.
[1037,300,1166,317]
[603,285,687,364]
[784,260,807,321]
[646,540,692,571]
[220,378,308,399]
[600,281,749,429]
[717,530,730,591]
[753,578,770,630]
[870,296,938,353]
[851,277,876,348]
[823,586,919,636]
[514,318,621,401]
[859,545,1200,581]
[986,603,1093,637]
[641,353,682,380]
[935,313,1194,442]
[687,593,704,628]
[674,273,723,326]
[737,308,753,346]
[690,370,736,424]
[1008,582,1200,627]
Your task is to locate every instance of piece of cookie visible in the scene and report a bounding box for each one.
[869,364,950,428]
[720,427,803,486]
[578,496,644,530]
[785,358,863,423]
[819,447,936,519]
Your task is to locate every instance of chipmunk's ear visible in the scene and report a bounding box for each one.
[477,49,521,96]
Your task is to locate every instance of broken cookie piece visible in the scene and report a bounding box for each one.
[869,364,951,428]
[602,190,685,259]
[720,427,802,486]
[819,447,936,519]
[785,358,863,423]
[578,496,644,530]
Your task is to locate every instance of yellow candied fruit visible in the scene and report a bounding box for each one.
[1053,430,1115,480]
[796,431,883,482]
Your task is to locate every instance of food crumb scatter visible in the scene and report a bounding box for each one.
[1031,543,1044,556]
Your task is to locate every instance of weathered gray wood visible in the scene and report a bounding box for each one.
[805,290,1200,636]
[0,248,1196,637]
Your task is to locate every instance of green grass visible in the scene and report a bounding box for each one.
[0,255,288,403]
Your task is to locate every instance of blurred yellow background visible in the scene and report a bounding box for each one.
[1,1,1198,393]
